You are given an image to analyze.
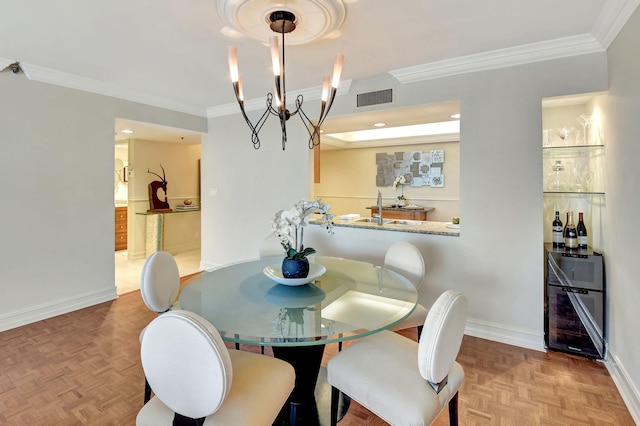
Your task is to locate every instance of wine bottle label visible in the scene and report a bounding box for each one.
[578,236,587,246]
[566,238,578,249]
[553,231,563,244]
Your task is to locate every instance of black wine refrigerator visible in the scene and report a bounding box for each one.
[544,243,606,359]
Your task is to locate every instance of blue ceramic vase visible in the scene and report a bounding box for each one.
[281,257,310,279]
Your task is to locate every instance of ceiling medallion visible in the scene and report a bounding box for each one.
[217,0,346,45]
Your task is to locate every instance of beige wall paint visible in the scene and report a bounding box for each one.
[314,141,460,221]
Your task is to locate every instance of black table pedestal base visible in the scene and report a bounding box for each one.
[272,345,350,426]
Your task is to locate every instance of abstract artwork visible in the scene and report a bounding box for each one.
[376,149,445,187]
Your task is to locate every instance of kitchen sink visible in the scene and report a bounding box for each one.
[355,217,395,224]
[392,220,423,226]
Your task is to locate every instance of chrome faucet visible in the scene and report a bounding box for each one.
[377,190,383,225]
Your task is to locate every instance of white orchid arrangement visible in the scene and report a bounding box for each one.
[393,175,406,200]
[272,199,335,260]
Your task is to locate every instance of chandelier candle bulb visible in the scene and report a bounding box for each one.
[331,54,344,88]
[227,46,239,82]
[270,36,281,76]
[321,76,330,102]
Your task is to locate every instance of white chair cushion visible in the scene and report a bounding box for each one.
[418,290,467,383]
[140,251,180,312]
[137,350,295,425]
[327,330,464,425]
[387,302,429,331]
[384,241,426,289]
[140,310,233,418]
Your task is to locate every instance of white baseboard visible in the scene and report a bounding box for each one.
[0,287,118,333]
[464,317,546,352]
[605,349,640,424]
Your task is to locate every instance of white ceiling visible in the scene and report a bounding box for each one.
[3,0,637,145]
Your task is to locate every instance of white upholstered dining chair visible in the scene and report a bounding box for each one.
[139,251,182,403]
[327,289,468,426]
[259,233,283,258]
[383,241,429,334]
[136,310,295,426]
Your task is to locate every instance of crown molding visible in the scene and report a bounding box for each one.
[389,34,605,84]
[1,59,207,117]
[592,0,640,49]
[206,79,352,118]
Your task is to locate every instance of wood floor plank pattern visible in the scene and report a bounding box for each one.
[0,288,634,425]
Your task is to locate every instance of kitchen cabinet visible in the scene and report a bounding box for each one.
[115,206,127,251]
[367,206,433,221]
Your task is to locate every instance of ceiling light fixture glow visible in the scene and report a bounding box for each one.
[326,120,460,143]
[373,122,386,127]
[121,129,134,134]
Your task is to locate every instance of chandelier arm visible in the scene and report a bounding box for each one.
[280,111,287,150]
[233,82,264,149]
[295,95,322,149]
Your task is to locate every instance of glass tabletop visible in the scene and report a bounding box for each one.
[179,256,418,347]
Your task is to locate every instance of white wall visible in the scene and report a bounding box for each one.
[0,77,206,331]
[598,5,640,420]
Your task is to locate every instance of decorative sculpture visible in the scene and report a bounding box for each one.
[147,165,171,212]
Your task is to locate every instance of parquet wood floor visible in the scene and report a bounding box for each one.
[0,285,634,425]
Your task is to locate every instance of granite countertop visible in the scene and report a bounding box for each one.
[310,215,460,237]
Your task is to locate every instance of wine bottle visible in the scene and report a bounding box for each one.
[577,212,588,250]
[552,211,564,248]
[564,211,578,250]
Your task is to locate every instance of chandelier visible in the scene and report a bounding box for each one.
[227,10,344,151]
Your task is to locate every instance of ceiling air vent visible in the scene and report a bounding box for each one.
[357,89,393,107]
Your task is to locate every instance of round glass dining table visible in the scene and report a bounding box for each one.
[179,255,417,425]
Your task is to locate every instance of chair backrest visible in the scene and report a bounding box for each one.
[140,310,233,419]
[417,290,467,385]
[140,251,180,313]
[259,234,283,258]
[384,241,426,289]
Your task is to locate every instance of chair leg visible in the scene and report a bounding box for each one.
[235,342,240,350]
[338,341,342,352]
[448,391,459,426]
[144,377,152,404]
[330,386,340,426]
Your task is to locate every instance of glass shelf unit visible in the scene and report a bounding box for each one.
[542,144,605,250]
[543,144,605,194]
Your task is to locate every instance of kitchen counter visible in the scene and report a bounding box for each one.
[310,215,459,237]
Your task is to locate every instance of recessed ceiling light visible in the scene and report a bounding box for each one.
[373,122,386,127]
[121,129,134,134]
[450,113,461,119]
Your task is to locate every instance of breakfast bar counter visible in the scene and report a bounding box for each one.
[310,214,459,237]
